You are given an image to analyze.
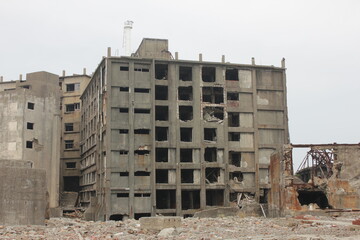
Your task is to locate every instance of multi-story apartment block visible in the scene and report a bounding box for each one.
[80,38,289,220]
[59,71,90,194]
[0,72,61,210]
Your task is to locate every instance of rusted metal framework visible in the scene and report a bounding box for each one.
[296,148,335,184]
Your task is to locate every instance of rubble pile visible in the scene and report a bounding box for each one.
[1,215,360,239]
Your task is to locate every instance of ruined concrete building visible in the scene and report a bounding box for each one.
[79,38,289,220]
[0,72,61,211]
[269,143,360,217]
[59,71,91,196]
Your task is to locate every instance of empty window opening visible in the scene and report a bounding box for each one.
[229,132,240,141]
[66,103,80,112]
[66,162,76,169]
[134,171,150,176]
[135,67,149,72]
[155,64,168,80]
[297,190,331,209]
[155,106,169,121]
[155,85,168,100]
[182,190,200,210]
[178,86,193,101]
[206,190,224,206]
[26,141,33,149]
[229,172,243,182]
[22,85,30,89]
[134,213,151,220]
[119,108,129,113]
[109,214,126,221]
[180,149,193,162]
[156,190,176,209]
[134,108,150,114]
[227,92,239,101]
[203,107,224,122]
[229,152,241,167]
[135,88,150,93]
[120,150,129,155]
[179,66,192,81]
[179,106,193,121]
[134,150,150,155]
[228,113,240,127]
[181,169,194,183]
[202,66,216,82]
[135,193,151,197]
[66,83,80,92]
[65,140,74,149]
[156,169,168,183]
[119,129,129,134]
[204,148,217,162]
[27,102,35,110]
[205,168,221,183]
[120,172,129,176]
[120,66,129,71]
[204,128,217,141]
[156,148,168,162]
[202,87,224,104]
[27,122,34,130]
[156,127,168,141]
[134,129,150,134]
[65,123,73,132]
[117,193,129,198]
[226,69,239,80]
[180,128,192,142]
[120,87,129,92]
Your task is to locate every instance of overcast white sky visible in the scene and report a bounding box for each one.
[1,0,359,167]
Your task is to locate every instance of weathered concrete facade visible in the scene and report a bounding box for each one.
[59,73,90,195]
[0,160,46,225]
[268,144,360,217]
[80,38,289,220]
[0,72,61,209]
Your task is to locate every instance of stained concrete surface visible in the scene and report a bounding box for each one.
[0,160,46,225]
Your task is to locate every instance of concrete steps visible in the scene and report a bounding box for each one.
[60,192,78,209]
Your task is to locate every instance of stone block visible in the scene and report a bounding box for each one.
[140,216,182,230]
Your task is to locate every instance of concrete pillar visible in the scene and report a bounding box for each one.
[221,55,225,63]
[0,76,3,82]
[175,52,179,60]
[62,70,66,77]
[281,58,286,68]
[83,68,87,75]
[19,74,22,80]
[107,47,111,57]
[251,57,255,65]
[199,53,203,62]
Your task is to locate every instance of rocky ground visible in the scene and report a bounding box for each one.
[1,214,360,240]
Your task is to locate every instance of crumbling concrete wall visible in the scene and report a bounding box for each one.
[269,144,360,217]
[324,145,360,209]
[0,160,46,225]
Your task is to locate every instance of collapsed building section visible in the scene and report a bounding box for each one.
[269,144,360,217]
[80,38,289,220]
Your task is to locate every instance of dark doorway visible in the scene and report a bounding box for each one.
[63,176,80,192]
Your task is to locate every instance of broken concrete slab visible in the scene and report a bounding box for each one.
[139,216,182,230]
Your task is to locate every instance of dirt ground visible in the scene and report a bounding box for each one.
[1,214,360,240]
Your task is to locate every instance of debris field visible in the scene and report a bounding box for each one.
[1,214,360,240]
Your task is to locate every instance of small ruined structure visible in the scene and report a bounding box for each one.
[0,160,46,225]
[268,143,360,217]
[0,72,61,214]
